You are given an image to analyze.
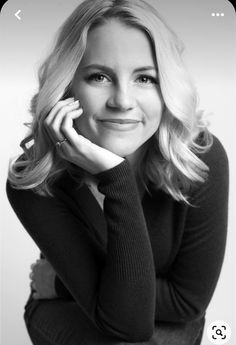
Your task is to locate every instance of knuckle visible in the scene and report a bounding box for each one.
[61,121,68,132]
[44,118,50,126]
[54,101,65,110]
[57,102,71,113]
[57,100,65,105]
[33,266,39,274]
[50,123,58,132]
[59,99,71,105]
[65,103,73,109]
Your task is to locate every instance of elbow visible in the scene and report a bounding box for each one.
[128,327,154,342]
[158,309,206,325]
[169,306,207,324]
[116,324,154,343]
[177,299,208,323]
[157,297,207,324]
[167,287,208,323]
[96,288,156,342]
[124,320,155,342]
[180,308,206,323]
[97,315,155,342]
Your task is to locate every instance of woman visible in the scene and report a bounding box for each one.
[6,0,229,344]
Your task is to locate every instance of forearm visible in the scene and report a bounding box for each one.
[94,159,156,339]
[6,159,156,341]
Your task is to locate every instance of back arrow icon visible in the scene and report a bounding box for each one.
[15,10,21,20]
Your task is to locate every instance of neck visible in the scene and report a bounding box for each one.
[125,141,148,173]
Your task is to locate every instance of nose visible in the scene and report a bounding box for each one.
[106,84,136,111]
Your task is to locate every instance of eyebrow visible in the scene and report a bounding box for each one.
[82,64,158,73]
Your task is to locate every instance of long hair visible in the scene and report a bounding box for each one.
[7,0,213,203]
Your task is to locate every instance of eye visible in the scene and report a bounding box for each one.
[136,75,158,85]
[87,73,110,83]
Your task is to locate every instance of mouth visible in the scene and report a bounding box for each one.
[97,119,141,131]
[99,119,141,124]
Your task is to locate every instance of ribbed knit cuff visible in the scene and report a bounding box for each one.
[95,159,132,186]
[94,158,155,280]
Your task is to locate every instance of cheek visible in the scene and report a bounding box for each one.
[143,94,164,129]
[73,86,106,117]
[73,87,92,112]
[72,88,104,136]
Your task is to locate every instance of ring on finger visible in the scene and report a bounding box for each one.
[55,137,68,148]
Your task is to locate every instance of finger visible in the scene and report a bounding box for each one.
[29,272,34,279]
[60,108,84,147]
[32,292,40,300]
[55,109,84,156]
[30,258,43,268]
[44,99,76,143]
[44,97,75,125]
[51,101,81,142]
[30,281,37,290]
[36,259,45,265]
[51,100,80,129]
[30,263,36,270]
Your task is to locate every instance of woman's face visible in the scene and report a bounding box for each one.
[71,19,164,158]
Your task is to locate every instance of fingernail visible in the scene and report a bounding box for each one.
[72,100,79,105]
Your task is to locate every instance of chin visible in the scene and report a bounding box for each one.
[99,141,139,158]
[105,147,136,158]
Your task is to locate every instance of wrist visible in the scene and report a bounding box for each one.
[88,143,125,174]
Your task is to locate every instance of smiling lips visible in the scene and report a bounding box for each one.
[99,119,141,124]
[98,118,141,131]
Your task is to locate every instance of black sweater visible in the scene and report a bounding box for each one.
[6,134,229,342]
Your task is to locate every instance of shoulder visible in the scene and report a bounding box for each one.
[195,132,229,180]
[189,132,229,203]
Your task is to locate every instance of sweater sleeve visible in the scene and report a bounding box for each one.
[6,159,156,342]
[155,135,229,322]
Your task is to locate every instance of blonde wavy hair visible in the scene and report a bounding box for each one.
[7,0,213,203]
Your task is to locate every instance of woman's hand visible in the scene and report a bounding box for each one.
[44,97,124,174]
[29,259,58,300]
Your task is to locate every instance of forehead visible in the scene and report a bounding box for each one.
[79,19,156,69]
